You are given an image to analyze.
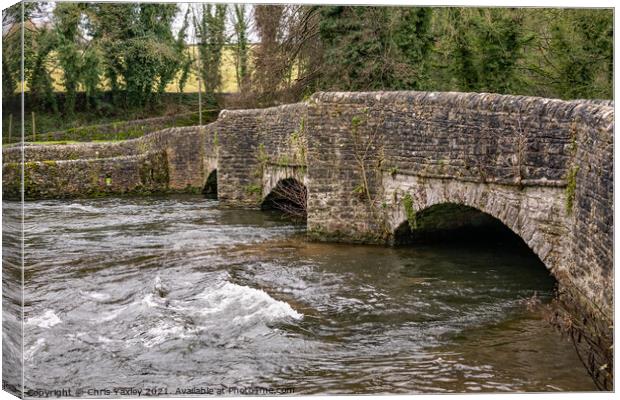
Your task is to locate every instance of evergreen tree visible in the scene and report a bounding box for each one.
[440,9,531,94]
[231,4,249,91]
[88,3,183,107]
[318,6,434,91]
[319,6,393,90]
[53,2,83,114]
[253,5,286,98]
[392,7,433,89]
[541,9,613,99]
[175,8,192,99]
[194,4,227,104]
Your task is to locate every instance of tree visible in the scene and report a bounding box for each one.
[318,6,435,91]
[253,5,286,99]
[87,2,183,108]
[194,4,227,104]
[53,2,84,114]
[392,7,433,89]
[2,3,23,101]
[27,27,58,112]
[87,2,134,106]
[81,45,101,110]
[533,9,613,99]
[3,2,59,112]
[279,5,323,99]
[175,8,192,99]
[435,8,532,94]
[231,4,249,91]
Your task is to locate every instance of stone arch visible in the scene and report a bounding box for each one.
[261,177,308,219]
[262,165,308,202]
[393,203,519,246]
[384,174,569,275]
[202,169,217,198]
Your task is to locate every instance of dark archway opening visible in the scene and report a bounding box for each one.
[261,178,307,221]
[392,203,609,390]
[394,203,530,251]
[203,169,217,199]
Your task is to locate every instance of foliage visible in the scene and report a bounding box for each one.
[252,5,286,101]
[402,193,417,230]
[312,6,612,100]
[2,3,20,100]
[436,9,532,93]
[231,5,250,91]
[193,4,228,104]
[86,2,184,108]
[534,9,613,99]
[53,2,84,114]
[318,7,432,91]
[2,1,43,101]
[565,165,579,214]
[392,8,433,89]
[319,6,394,91]
[175,9,192,97]
[27,27,58,112]
[1,5,613,129]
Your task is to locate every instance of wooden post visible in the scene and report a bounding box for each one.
[191,5,202,126]
[8,114,12,143]
[31,111,36,142]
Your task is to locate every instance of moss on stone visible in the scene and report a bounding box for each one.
[289,118,307,164]
[352,183,366,200]
[213,131,219,148]
[350,115,365,130]
[402,193,417,229]
[245,184,262,195]
[277,155,291,166]
[565,165,579,214]
[257,143,269,164]
[569,122,579,155]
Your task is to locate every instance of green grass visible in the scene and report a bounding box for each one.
[39,45,244,94]
[3,139,124,148]
[2,94,220,144]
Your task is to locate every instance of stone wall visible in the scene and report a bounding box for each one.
[217,103,308,207]
[3,140,143,163]
[2,125,218,199]
[568,103,614,310]
[2,152,168,199]
[156,125,218,191]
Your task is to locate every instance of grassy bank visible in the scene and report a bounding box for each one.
[2,92,221,143]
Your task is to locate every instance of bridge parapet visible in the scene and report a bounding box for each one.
[217,103,308,207]
[305,91,613,310]
[2,125,218,198]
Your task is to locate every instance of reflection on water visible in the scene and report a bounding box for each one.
[3,195,595,394]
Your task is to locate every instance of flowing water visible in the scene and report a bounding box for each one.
[3,195,595,395]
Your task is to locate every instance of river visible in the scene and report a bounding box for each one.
[3,195,595,395]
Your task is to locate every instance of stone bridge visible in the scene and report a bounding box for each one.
[2,91,614,314]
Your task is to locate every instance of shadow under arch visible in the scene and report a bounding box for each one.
[261,177,307,220]
[203,169,217,199]
[394,203,536,256]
